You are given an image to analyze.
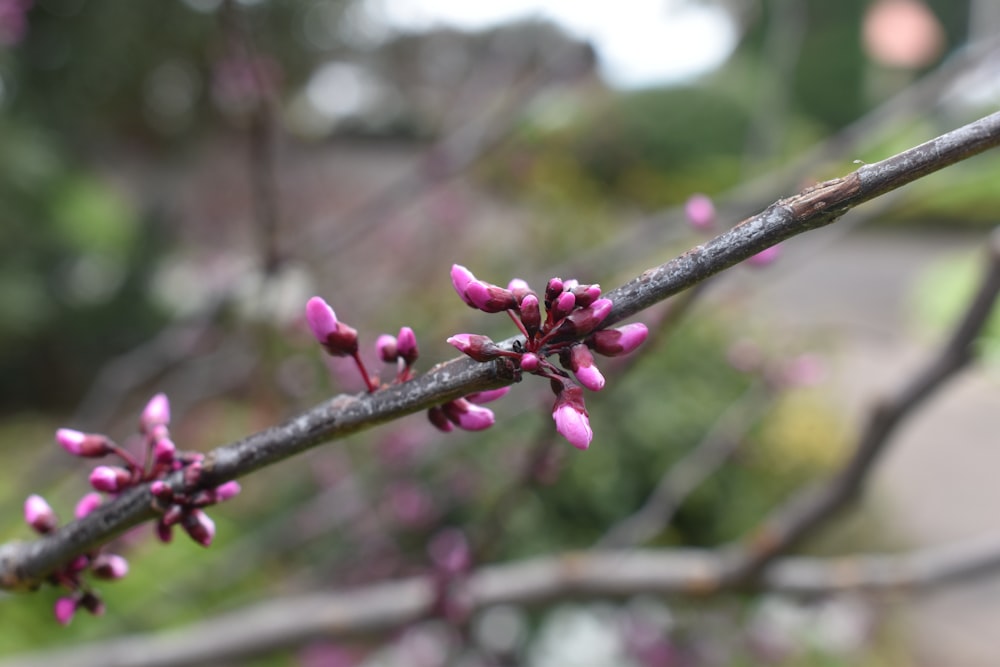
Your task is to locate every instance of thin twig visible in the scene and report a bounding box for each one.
[2,111,999,591]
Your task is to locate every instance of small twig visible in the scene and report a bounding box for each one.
[720,226,1000,585]
[8,535,1000,667]
[2,111,999,591]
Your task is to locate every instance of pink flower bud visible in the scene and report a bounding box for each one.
[79,592,105,616]
[684,193,716,231]
[182,509,216,547]
[375,334,398,363]
[74,492,103,519]
[155,519,174,543]
[442,399,495,431]
[24,494,57,533]
[746,244,781,267]
[446,333,501,362]
[427,406,454,432]
[396,327,419,364]
[573,284,602,308]
[55,428,112,458]
[552,385,593,450]
[89,466,130,493]
[519,293,541,336]
[566,344,605,391]
[150,480,174,500]
[54,597,77,626]
[465,387,510,404]
[562,298,613,335]
[551,291,577,321]
[305,296,338,341]
[587,323,649,357]
[213,480,242,503]
[507,278,532,301]
[153,437,176,464]
[466,281,517,313]
[305,298,360,357]
[520,351,541,372]
[140,393,171,431]
[183,459,203,486]
[544,277,564,305]
[451,264,477,307]
[91,553,129,580]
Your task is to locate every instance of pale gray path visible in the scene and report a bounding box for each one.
[728,226,1000,665]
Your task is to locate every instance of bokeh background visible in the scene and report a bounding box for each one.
[2,0,1000,664]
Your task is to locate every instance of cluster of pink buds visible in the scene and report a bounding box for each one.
[23,495,126,625]
[26,393,241,625]
[447,265,648,450]
[306,296,509,432]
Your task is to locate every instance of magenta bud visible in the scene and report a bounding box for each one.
[305,296,338,341]
[746,244,781,267]
[552,385,592,450]
[328,322,359,357]
[79,592,105,616]
[520,351,541,372]
[375,334,398,363]
[451,264,478,307]
[161,504,184,527]
[213,480,242,503]
[91,553,129,580]
[140,393,171,432]
[442,399,495,431]
[553,404,592,450]
[573,284,602,308]
[396,327,419,364]
[155,519,174,543]
[519,293,541,336]
[55,428,112,458]
[544,277,564,305]
[153,437,177,465]
[507,278,532,301]
[566,344,605,391]
[466,281,518,313]
[562,298,612,335]
[427,406,454,432]
[54,597,77,626]
[551,291,577,321]
[24,494,57,533]
[587,323,649,357]
[68,555,90,573]
[150,480,174,500]
[182,509,216,547]
[89,466,130,493]
[685,193,716,231]
[446,333,501,362]
[465,387,510,404]
[74,492,103,520]
[183,460,204,486]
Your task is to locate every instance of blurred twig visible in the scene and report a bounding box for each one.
[2,110,999,591]
[9,534,1000,667]
[719,224,1000,586]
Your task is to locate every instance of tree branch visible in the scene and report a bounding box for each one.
[2,111,999,592]
[7,536,1000,667]
[720,224,1000,585]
